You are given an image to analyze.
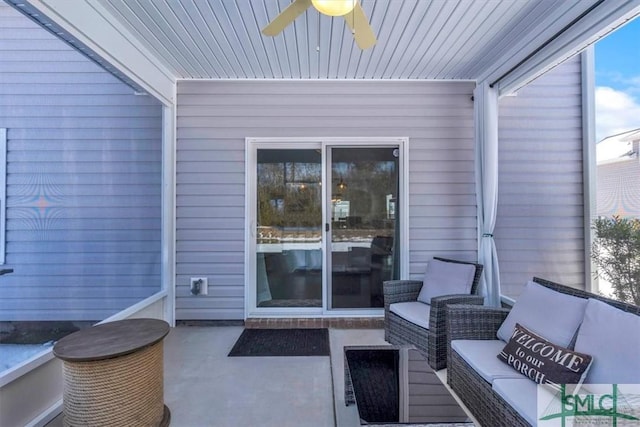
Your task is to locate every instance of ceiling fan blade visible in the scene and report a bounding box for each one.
[343,3,377,50]
[262,0,312,36]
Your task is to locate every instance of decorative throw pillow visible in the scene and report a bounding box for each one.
[498,323,592,389]
[416,259,475,304]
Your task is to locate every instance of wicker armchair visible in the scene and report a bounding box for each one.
[445,277,640,427]
[383,257,484,370]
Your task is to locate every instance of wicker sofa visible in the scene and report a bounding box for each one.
[446,277,640,427]
[383,257,484,370]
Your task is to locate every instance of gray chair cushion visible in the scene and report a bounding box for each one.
[389,301,430,329]
[417,259,475,304]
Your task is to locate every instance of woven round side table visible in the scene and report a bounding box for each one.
[53,318,171,427]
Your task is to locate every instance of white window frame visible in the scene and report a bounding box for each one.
[0,129,6,264]
[244,137,410,318]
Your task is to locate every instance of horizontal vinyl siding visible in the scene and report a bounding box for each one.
[496,57,585,298]
[0,3,163,321]
[176,80,476,320]
[597,159,640,218]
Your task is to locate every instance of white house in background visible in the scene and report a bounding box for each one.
[597,128,640,218]
[597,128,640,162]
[1,0,640,424]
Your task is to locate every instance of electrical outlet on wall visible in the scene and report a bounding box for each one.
[190,277,208,296]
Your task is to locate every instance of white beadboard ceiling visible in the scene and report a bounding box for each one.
[93,0,601,80]
[10,0,640,103]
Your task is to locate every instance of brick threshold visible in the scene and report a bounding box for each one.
[244,317,384,329]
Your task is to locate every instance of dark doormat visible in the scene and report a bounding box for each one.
[346,349,399,423]
[228,328,330,357]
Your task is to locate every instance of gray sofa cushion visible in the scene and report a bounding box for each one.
[493,378,561,427]
[575,298,640,384]
[389,301,430,329]
[497,280,588,347]
[451,340,525,383]
[417,259,475,304]
[491,378,539,426]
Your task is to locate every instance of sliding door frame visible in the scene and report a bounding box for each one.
[245,137,409,318]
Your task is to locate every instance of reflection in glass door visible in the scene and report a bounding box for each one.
[329,147,399,309]
[255,149,323,308]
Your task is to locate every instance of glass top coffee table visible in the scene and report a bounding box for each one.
[344,345,473,425]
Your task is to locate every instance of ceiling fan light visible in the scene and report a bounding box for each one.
[311,0,356,17]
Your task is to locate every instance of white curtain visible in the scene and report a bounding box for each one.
[474,81,501,307]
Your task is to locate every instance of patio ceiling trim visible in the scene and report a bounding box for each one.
[484,0,640,95]
[17,0,175,106]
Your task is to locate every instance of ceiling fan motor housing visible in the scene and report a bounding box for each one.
[311,0,356,16]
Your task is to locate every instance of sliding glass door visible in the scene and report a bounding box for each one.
[247,139,405,315]
[255,148,323,308]
[328,147,399,309]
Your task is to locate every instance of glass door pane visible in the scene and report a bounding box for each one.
[330,147,399,309]
[256,149,322,308]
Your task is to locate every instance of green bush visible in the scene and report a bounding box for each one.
[591,216,640,305]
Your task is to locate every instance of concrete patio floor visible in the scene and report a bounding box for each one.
[47,326,476,427]
[163,326,391,426]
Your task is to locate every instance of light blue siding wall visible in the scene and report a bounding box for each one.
[496,57,585,297]
[0,2,163,320]
[176,80,476,320]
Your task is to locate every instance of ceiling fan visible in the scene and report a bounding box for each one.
[262,0,377,50]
